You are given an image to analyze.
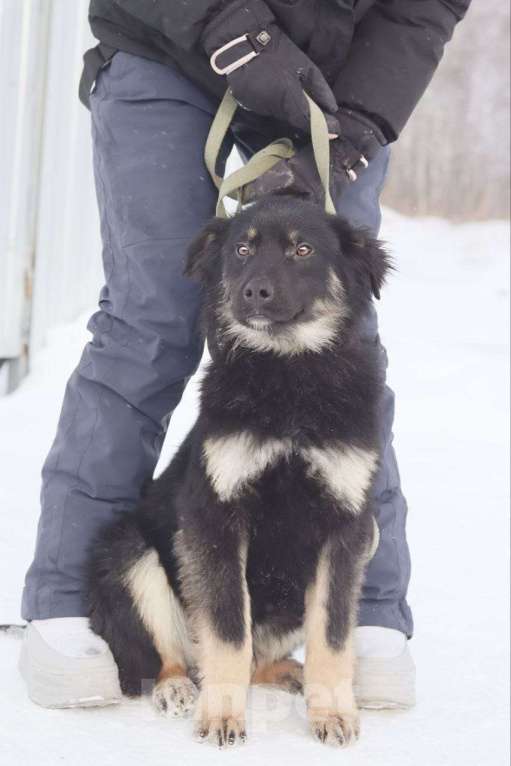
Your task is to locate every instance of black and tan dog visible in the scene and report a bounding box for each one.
[88,196,390,748]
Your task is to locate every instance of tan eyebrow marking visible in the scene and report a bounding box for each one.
[288,230,300,244]
[247,227,258,240]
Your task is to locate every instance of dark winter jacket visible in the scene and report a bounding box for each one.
[82,0,470,143]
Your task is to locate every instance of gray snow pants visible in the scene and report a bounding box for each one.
[22,52,413,637]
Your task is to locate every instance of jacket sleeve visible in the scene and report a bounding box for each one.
[333,0,471,141]
[110,0,232,51]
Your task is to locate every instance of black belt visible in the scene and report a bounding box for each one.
[79,43,117,109]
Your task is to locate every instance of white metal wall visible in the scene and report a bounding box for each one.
[0,0,50,361]
[30,0,103,353]
[0,0,103,384]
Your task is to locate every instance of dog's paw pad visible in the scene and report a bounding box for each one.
[310,712,360,747]
[194,716,247,748]
[153,676,198,718]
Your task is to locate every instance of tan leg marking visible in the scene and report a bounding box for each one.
[304,546,359,747]
[123,548,194,670]
[252,657,304,694]
[158,662,187,682]
[123,549,198,717]
[194,552,252,747]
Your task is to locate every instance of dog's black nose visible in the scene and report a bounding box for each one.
[243,277,274,308]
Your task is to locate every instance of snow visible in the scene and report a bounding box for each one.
[0,210,509,765]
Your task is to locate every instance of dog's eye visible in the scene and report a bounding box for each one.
[296,243,313,258]
[236,244,250,258]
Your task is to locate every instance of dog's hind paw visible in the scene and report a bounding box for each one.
[309,711,360,747]
[252,657,304,694]
[153,676,198,718]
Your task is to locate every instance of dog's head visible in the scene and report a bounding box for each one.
[185,197,390,356]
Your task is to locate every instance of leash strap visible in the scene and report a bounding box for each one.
[204,89,336,217]
[305,92,336,215]
[217,137,295,218]
[204,90,238,191]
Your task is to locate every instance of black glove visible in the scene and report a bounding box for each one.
[331,108,387,177]
[202,0,339,135]
[243,107,387,204]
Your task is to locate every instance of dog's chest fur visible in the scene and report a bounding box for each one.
[191,344,381,623]
[201,342,382,444]
[242,453,352,629]
[137,339,382,641]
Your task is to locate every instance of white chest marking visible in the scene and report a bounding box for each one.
[203,432,292,502]
[203,432,377,513]
[302,443,378,514]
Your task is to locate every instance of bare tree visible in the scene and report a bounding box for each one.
[383,1,510,221]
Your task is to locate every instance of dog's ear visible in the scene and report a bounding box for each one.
[185,217,230,281]
[330,216,391,299]
[348,229,391,300]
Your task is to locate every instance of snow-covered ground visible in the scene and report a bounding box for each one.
[0,210,509,765]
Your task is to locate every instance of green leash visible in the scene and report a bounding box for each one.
[204,89,336,217]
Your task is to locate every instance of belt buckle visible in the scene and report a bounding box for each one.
[210,34,259,76]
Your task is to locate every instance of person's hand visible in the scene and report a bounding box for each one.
[202,0,339,135]
[242,107,387,204]
[331,108,387,179]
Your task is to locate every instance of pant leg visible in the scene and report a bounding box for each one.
[22,52,221,620]
[336,149,414,637]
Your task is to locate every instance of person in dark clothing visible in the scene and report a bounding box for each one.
[20,0,470,711]
[80,0,470,168]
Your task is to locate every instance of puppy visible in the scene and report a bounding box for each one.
[88,196,390,748]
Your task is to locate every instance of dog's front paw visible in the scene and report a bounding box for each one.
[153,675,198,718]
[194,714,247,748]
[309,710,360,747]
[194,688,247,748]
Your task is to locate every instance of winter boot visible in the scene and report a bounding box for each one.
[19,617,122,708]
[354,626,416,709]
